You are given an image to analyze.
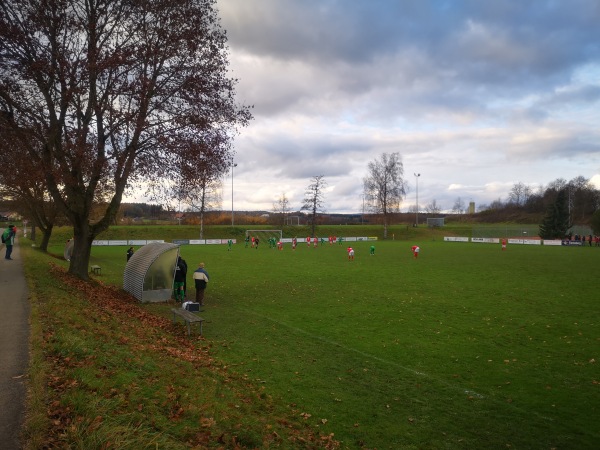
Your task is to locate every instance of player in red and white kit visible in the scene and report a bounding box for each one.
[411,245,420,258]
[347,246,355,260]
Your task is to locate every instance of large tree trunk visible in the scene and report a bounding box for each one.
[383,213,388,239]
[21,195,57,252]
[39,223,53,252]
[69,223,95,280]
[65,194,121,280]
[200,210,204,239]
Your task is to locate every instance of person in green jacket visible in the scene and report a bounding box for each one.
[2,225,16,260]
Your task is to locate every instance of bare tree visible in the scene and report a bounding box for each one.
[272,193,290,227]
[301,175,327,237]
[0,182,60,251]
[508,182,532,206]
[568,176,599,223]
[489,198,505,210]
[0,131,60,250]
[171,141,226,239]
[184,181,223,238]
[547,178,568,192]
[424,199,442,215]
[452,197,466,214]
[541,177,595,223]
[0,0,251,278]
[363,152,406,239]
[179,176,223,239]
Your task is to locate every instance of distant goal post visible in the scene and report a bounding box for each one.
[427,218,445,227]
[285,215,300,226]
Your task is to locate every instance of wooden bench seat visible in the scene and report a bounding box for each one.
[171,308,204,336]
[90,265,101,275]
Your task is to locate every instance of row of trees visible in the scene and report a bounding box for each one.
[484,177,599,222]
[408,177,600,221]
[0,0,251,278]
[276,156,600,240]
[475,177,600,239]
[273,153,407,239]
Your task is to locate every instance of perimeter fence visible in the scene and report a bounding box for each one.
[471,224,593,239]
[471,225,540,239]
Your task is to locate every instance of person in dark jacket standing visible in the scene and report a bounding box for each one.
[180,257,188,296]
[173,256,187,302]
[193,262,209,306]
[2,225,16,260]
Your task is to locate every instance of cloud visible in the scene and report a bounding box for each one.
[212,0,600,213]
[590,174,600,189]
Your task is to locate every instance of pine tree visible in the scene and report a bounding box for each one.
[591,209,600,235]
[539,189,570,239]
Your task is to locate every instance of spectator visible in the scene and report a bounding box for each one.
[2,225,16,260]
[173,256,187,302]
[193,262,210,306]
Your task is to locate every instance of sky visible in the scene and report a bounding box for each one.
[211,0,600,214]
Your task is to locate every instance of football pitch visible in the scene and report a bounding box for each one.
[89,238,599,448]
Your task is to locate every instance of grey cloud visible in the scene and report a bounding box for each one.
[234,129,371,179]
[218,0,600,212]
[539,84,600,109]
[221,0,600,79]
[221,0,600,133]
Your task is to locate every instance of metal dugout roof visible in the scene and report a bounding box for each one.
[123,242,180,302]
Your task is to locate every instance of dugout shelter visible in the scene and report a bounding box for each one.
[123,242,180,302]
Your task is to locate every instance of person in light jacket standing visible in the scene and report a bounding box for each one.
[193,262,209,306]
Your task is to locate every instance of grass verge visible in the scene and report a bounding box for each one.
[21,244,339,449]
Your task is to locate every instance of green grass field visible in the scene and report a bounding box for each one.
[29,229,600,449]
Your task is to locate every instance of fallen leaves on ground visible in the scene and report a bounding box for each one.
[38,263,340,449]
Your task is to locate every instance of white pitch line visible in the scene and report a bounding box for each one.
[237,307,555,422]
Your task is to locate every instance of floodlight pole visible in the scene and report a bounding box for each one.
[361,194,365,224]
[414,173,420,226]
[231,162,237,226]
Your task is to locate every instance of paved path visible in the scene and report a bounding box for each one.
[0,244,30,450]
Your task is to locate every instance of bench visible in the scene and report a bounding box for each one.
[90,265,101,275]
[171,308,204,336]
